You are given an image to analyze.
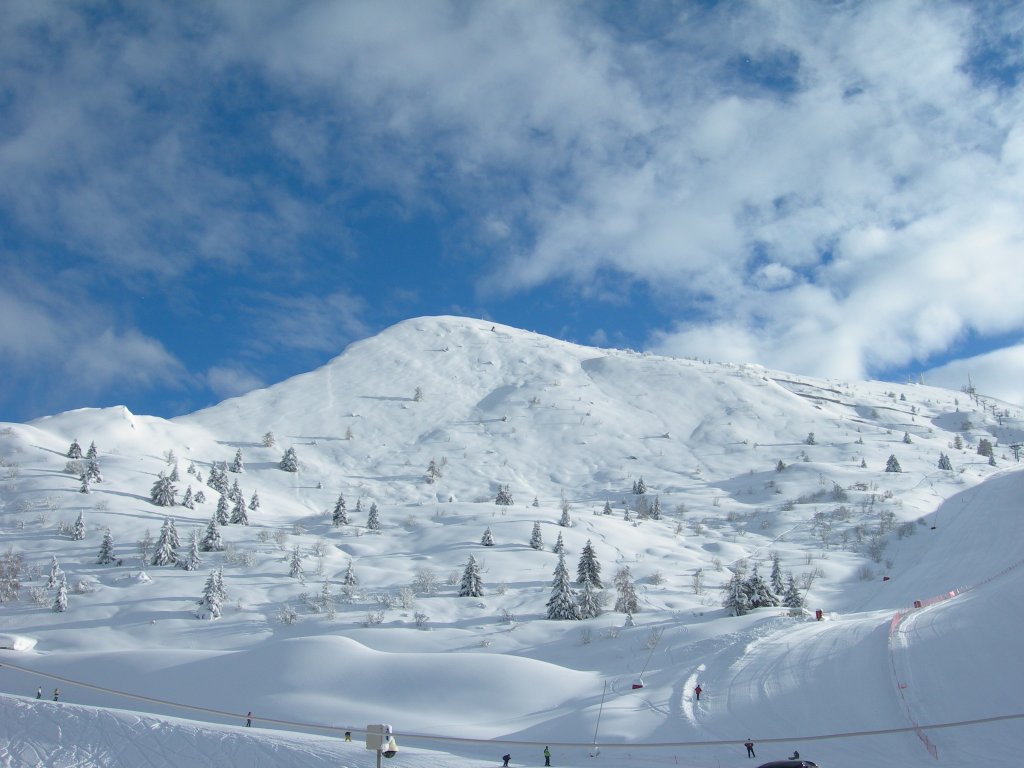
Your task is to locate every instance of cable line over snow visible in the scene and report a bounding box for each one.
[3,657,1024,751]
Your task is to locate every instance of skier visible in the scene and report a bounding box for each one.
[344,731,352,742]
[53,688,60,702]
[543,745,551,766]
[36,687,42,699]
[503,753,511,766]
[744,739,755,758]
[790,750,800,760]
[694,684,702,701]
[246,711,252,727]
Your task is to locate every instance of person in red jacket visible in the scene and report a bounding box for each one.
[744,739,755,758]
[694,684,702,701]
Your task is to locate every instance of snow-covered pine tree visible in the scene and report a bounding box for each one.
[577,578,602,619]
[229,479,242,503]
[67,439,83,459]
[215,494,231,526]
[576,539,603,588]
[782,573,804,610]
[279,447,299,472]
[319,580,336,618]
[53,574,68,613]
[938,453,953,471]
[559,505,572,528]
[182,486,194,509]
[459,554,484,597]
[613,566,639,614]
[248,490,261,512]
[602,500,613,515]
[197,567,226,619]
[953,433,964,450]
[481,526,494,546]
[634,477,647,495]
[97,529,116,565]
[723,565,751,616]
[180,529,203,571]
[86,458,102,483]
[885,454,902,473]
[207,464,223,492]
[425,459,442,484]
[495,484,514,506]
[262,431,276,448]
[47,556,61,589]
[769,552,784,595]
[366,502,381,530]
[532,496,540,507]
[902,432,913,444]
[332,493,348,526]
[194,489,206,504]
[623,505,632,522]
[200,517,224,552]
[289,545,304,581]
[152,517,179,566]
[169,463,180,483]
[553,531,564,554]
[79,473,91,494]
[649,496,662,520]
[744,563,779,609]
[776,459,786,472]
[187,461,197,476]
[230,496,249,525]
[72,511,86,541]
[86,441,98,460]
[230,449,244,473]
[529,522,543,550]
[150,473,177,507]
[546,554,580,620]
[342,560,358,587]
[977,438,994,457]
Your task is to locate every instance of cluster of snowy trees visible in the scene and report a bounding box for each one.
[330,493,383,530]
[723,554,803,616]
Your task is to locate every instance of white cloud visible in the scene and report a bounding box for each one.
[205,366,266,401]
[923,346,1024,409]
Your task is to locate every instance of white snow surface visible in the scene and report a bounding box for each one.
[1,315,1023,766]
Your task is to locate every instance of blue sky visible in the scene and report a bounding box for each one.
[2,0,1023,423]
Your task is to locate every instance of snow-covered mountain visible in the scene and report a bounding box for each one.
[1,315,1022,767]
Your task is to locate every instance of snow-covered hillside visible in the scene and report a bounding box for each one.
[2,315,1022,766]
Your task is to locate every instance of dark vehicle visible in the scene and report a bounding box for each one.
[756,761,818,768]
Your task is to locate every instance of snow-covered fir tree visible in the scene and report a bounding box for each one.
[229,479,242,503]
[529,522,543,550]
[230,448,244,473]
[182,486,194,509]
[633,477,647,495]
[72,511,86,541]
[150,473,177,507]
[495,484,514,506]
[197,567,227,619]
[262,431,276,448]
[53,573,68,613]
[602,500,613,515]
[187,461,197,476]
[230,496,248,525]
[481,526,494,546]
[169,463,179,483]
[215,494,231,526]
[289,545,304,581]
[577,539,603,588]
[723,564,751,616]
[745,563,779,609]
[279,447,299,472]
[86,441,98,460]
[97,529,117,565]
[79,472,91,494]
[200,517,224,552]
[553,531,564,554]
[342,560,358,587]
[938,453,953,470]
[67,439,83,459]
[649,495,662,520]
[546,553,580,620]
[319,580,336,618]
[613,565,639,614]
[558,505,572,528]
[782,573,804,610]
[47,556,61,589]
[425,458,442,484]
[207,464,227,493]
[902,431,913,444]
[194,489,206,504]
[770,552,784,595]
[576,578,602,619]
[459,554,484,597]
[151,518,179,566]
[180,529,203,571]
[248,490,261,512]
[366,502,381,530]
[86,458,102,483]
[332,493,348,526]
[885,454,902,473]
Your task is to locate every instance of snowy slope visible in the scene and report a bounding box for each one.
[2,315,1022,766]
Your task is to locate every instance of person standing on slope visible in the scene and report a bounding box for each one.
[503,753,511,766]
[543,745,551,766]
[694,684,702,701]
[36,686,42,699]
[744,738,755,758]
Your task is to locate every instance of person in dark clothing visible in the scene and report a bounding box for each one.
[543,745,551,766]
[503,754,511,766]
[344,731,352,742]
[36,687,42,699]
[246,711,252,727]
[694,684,702,701]
[744,739,755,758]
[53,688,60,702]
[790,750,800,759]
